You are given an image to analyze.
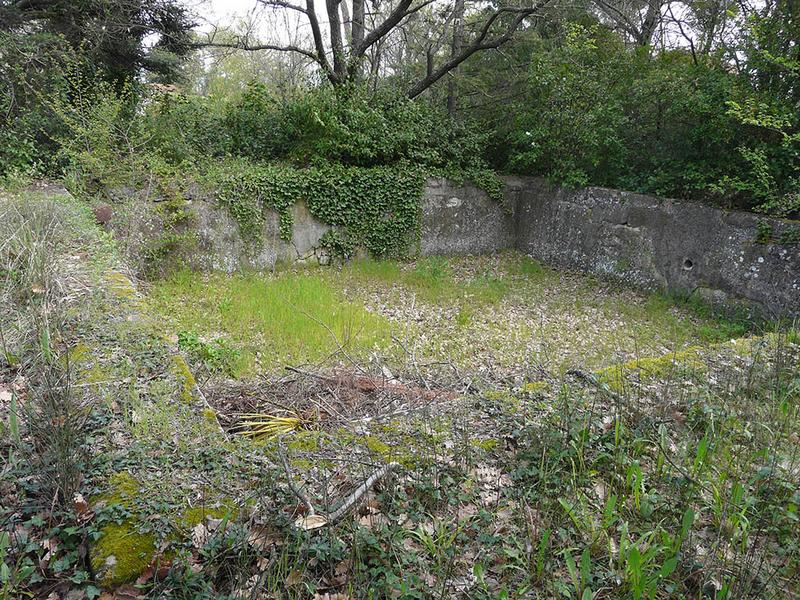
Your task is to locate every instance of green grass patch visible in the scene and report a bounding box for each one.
[149,269,392,373]
[510,255,548,278]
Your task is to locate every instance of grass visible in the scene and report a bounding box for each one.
[162,331,795,599]
[346,256,509,305]
[149,269,393,374]
[4,191,798,599]
[149,254,758,377]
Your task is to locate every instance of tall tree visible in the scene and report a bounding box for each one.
[447,0,465,114]
[592,0,668,47]
[197,0,554,98]
[0,0,195,83]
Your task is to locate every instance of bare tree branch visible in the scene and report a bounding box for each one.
[193,38,320,63]
[407,3,552,99]
[195,0,554,96]
[303,0,336,81]
[258,0,307,13]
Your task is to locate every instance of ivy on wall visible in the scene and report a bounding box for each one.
[204,159,437,258]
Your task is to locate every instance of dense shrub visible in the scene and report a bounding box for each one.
[6,15,797,219]
[138,82,490,172]
[275,85,488,169]
[487,22,799,217]
[0,32,71,181]
[44,79,497,262]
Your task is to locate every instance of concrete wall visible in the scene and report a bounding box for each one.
[510,177,800,318]
[420,178,515,256]
[171,176,798,317]
[185,200,332,271]
[181,177,515,271]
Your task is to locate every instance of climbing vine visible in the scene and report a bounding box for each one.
[203,158,504,259]
[205,159,430,258]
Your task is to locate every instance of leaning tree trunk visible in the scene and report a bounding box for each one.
[639,0,662,47]
[447,0,465,116]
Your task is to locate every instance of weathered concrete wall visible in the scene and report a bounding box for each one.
[183,200,332,272]
[420,178,515,256]
[510,177,800,318]
[179,177,514,270]
[136,176,798,317]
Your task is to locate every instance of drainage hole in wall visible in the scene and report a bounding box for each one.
[683,258,694,271]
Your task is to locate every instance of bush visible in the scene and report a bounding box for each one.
[276,85,488,170]
[0,32,71,180]
[491,21,799,217]
[136,81,489,171]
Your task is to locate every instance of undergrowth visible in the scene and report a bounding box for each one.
[149,254,755,377]
[139,331,800,599]
[3,192,797,599]
[346,256,509,305]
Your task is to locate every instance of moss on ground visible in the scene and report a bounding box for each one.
[522,381,550,395]
[596,347,706,392]
[90,473,155,587]
[593,333,795,393]
[179,504,236,529]
[104,270,139,302]
[90,473,236,587]
[171,353,196,403]
[91,521,157,588]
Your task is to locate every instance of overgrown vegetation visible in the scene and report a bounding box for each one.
[3,0,798,219]
[2,185,798,600]
[150,269,393,375]
[464,6,800,217]
[206,158,427,257]
[2,0,800,597]
[149,254,753,377]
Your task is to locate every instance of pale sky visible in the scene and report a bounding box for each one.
[188,0,727,60]
[197,0,260,25]
[190,0,325,46]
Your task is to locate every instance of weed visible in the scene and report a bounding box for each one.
[177,330,241,377]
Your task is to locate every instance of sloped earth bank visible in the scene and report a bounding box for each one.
[1,191,799,599]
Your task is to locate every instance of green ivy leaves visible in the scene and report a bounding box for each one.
[208,159,426,259]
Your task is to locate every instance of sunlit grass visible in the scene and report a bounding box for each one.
[149,269,392,373]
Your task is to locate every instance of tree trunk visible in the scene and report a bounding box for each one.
[447,0,465,115]
[326,0,347,80]
[341,0,351,44]
[352,0,365,52]
[639,0,662,46]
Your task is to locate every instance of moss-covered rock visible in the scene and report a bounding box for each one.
[171,353,196,403]
[91,521,157,588]
[104,270,138,302]
[90,473,237,588]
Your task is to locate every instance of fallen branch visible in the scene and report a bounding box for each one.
[279,443,399,530]
[285,365,335,382]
